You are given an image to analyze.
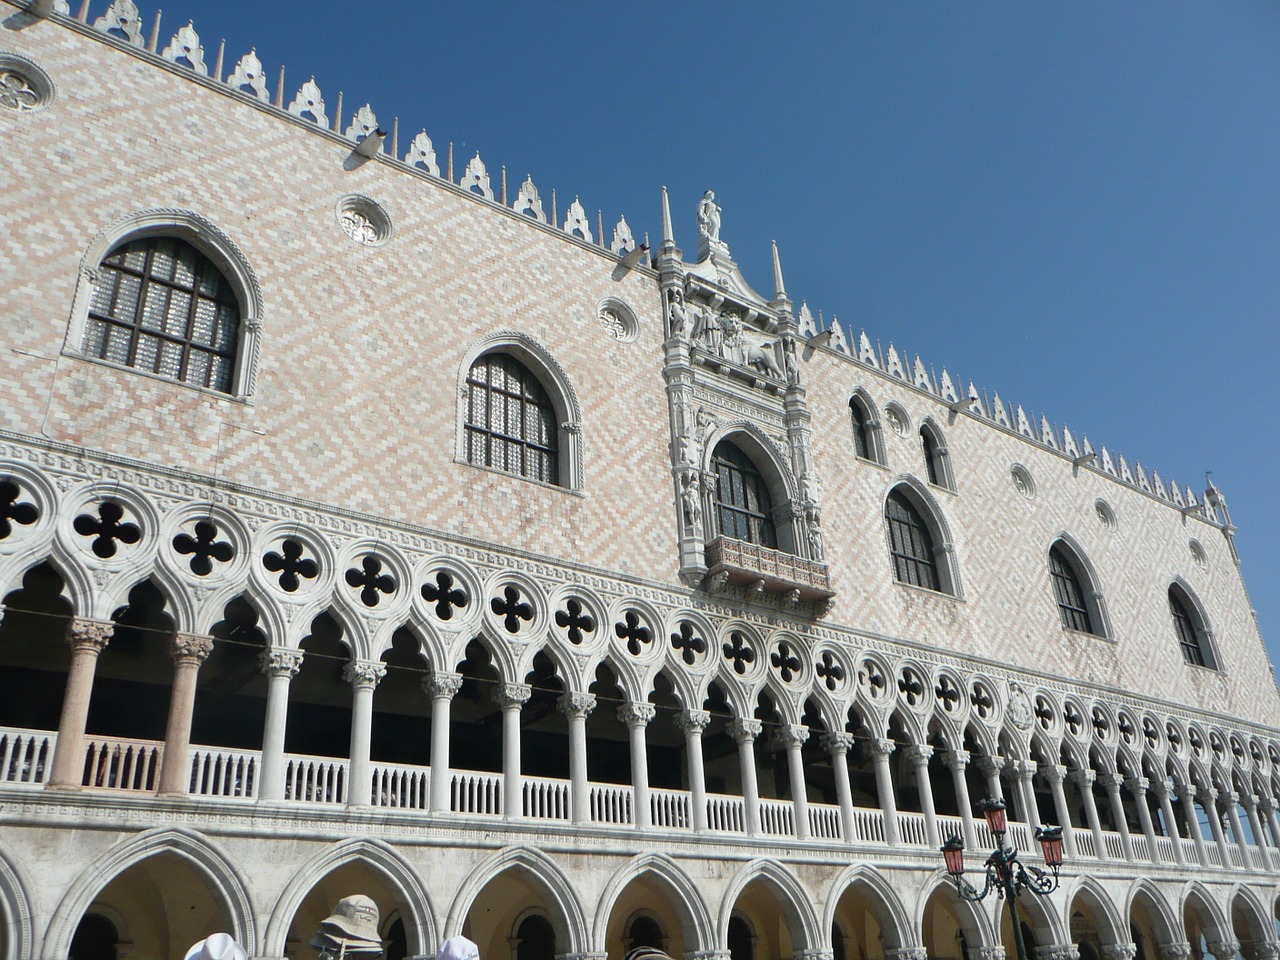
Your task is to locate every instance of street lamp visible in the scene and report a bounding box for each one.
[940,799,1065,960]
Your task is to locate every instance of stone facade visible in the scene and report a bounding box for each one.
[1,6,1279,960]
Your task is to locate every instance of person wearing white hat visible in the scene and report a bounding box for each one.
[437,936,480,960]
[184,934,248,960]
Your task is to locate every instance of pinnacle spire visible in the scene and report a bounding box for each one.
[771,240,786,300]
[660,185,675,249]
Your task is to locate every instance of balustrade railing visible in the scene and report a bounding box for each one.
[189,747,258,799]
[1075,830,1098,858]
[449,770,499,815]
[284,754,345,804]
[650,788,690,829]
[83,736,162,792]
[707,793,745,833]
[523,776,569,820]
[370,762,429,810]
[937,814,965,844]
[897,811,928,846]
[1153,835,1176,863]
[1101,830,1128,860]
[759,798,795,836]
[848,806,886,844]
[590,783,634,825]
[0,727,54,785]
[1179,838,1201,864]
[809,803,843,840]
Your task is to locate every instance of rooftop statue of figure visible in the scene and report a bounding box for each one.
[697,189,721,244]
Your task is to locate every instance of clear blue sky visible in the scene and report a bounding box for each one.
[131,2,1280,674]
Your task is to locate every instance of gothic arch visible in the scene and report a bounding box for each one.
[68,208,265,399]
[1124,879,1180,945]
[43,828,255,960]
[1064,876,1127,945]
[716,859,820,951]
[1181,883,1230,944]
[1049,533,1113,639]
[702,422,798,504]
[1168,578,1220,671]
[0,843,34,960]
[883,476,963,597]
[822,864,913,950]
[456,331,584,491]
[591,854,714,953]
[915,872,996,947]
[444,846,587,953]
[848,388,887,465]
[1227,884,1271,943]
[263,838,435,958]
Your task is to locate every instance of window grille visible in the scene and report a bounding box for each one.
[464,353,559,484]
[886,490,940,591]
[850,399,871,460]
[711,441,777,548]
[1050,545,1095,634]
[1170,588,1214,668]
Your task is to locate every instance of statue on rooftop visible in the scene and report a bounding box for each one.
[697,190,721,244]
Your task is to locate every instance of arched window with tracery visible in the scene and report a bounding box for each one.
[83,236,240,392]
[464,353,559,484]
[1169,585,1216,669]
[849,392,885,465]
[920,420,954,490]
[886,489,939,591]
[711,440,777,548]
[1050,543,1097,634]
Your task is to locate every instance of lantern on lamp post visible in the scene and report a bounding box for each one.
[940,799,1065,960]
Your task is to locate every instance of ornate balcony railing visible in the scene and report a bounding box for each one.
[704,536,834,601]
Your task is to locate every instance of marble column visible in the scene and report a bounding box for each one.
[158,632,215,795]
[1242,794,1272,870]
[1041,763,1077,857]
[905,744,939,847]
[868,737,900,845]
[1013,759,1039,827]
[1260,795,1280,871]
[1179,784,1211,867]
[730,717,763,836]
[618,701,655,829]
[557,692,596,823]
[946,749,978,849]
[1100,772,1135,860]
[1151,778,1184,865]
[976,754,1005,802]
[1204,788,1232,867]
[49,617,113,789]
[493,682,531,818]
[824,732,857,843]
[257,648,303,801]
[678,709,711,831]
[1070,769,1106,858]
[343,659,386,806]
[777,723,810,840]
[425,672,463,813]
[1225,791,1249,858]
[1126,777,1160,863]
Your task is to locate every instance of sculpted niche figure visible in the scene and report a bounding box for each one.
[697,190,721,244]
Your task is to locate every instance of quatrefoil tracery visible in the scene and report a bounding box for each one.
[0,480,38,540]
[263,539,319,593]
[173,520,234,576]
[615,611,652,656]
[815,652,845,692]
[421,570,467,621]
[555,598,595,645]
[770,640,801,683]
[491,585,533,634]
[345,555,396,607]
[670,621,706,665]
[73,500,141,559]
[723,632,755,675]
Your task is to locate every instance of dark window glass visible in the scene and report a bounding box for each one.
[1170,588,1213,668]
[464,354,559,484]
[921,427,941,486]
[886,489,940,591]
[712,441,777,548]
[850,399,871,460]
[1050,544,1095,634]
[84,237,239,393]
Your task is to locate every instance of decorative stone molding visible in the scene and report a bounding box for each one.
[793,951,833,960]
[65,617,113,651]
[617,702,656,727]
[1207,943,1240,960]
[945,749,971,771]
[170,633,214,665]
[969,947,1006,960]
[866,737,895,759]
[729,718,763,743]
[677,709,712,735]
[886,950,929,960]
[823,732,855,755]
[259,649,303,678]
[903,744,933,765]
[1034,948,1080,960]
[342,660,386,689]
[423,672,463,700]
[773,724,809,748]
[556,692,596,719]
[337,195,392,247]
[491,683,531,708]
[1124,776,1150,796]
[0,54,56,113]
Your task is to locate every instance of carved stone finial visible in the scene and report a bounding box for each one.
[460,152,494,200]
[227,49,268,101]
[513,175,545,222]
[563,197,592,242]
[287,77,327,126]
[345,103,380,142]
[92,0,143,45]
[161,22,207,74]
[404,130,440,176]
[610,215,635,255]
[696,189,725,260]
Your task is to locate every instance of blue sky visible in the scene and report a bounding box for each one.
[127,2,1279,672]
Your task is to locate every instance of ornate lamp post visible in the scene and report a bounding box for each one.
[940,799,1065,960]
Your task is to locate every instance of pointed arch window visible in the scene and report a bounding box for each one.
[920,421,954,491]
[1050,544,1096,634]
[464,353,559,484]
[711,440,777,548]
[849,393,885,465]
[1169,586,1216,669]
[83,236,240,392]
[886,489,939,591]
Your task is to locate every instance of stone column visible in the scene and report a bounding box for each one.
[257,648,303,801]
[976,754,1005,803]
[1013,759,1039,827]
[157,632,215,795]
[1225,791,1249,854]
[557,692,596,823]
[1151,778,1184,865]
[905,744,939,847]
[1204,788,1232,867]
[824,732,857,842]
[1126,777,1160,863]
[1242,794,1272,870]
[1180,785,1211,866]
[1070,769,1107,858]
[1041,764,1077,857]
[343,659,386,806]
[868,737,900,845]
[777,723,810,840]
[493,682,531,818]
[945,749,978,850]
[1100,773,1135,860]
[619,701,655,829]
[678,709,711,831]
[729,717,763,836]
[424,672,463,813]
[49,617,113,789]
[1260,795,1280,870]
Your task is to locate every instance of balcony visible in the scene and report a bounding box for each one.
[704,536,834,601]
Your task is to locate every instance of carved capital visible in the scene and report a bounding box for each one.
[1124,776,1150,796]
[677,709,712,735]
[259,648,303,678]
[1098,772,1126,791]
[823,732,856,755]
[1207,944,1240,960]
[424,672,463,700]
[1102,945,1138,960]
[774,724,809,748]
[866,737,896,759]
[343,659,387,689]
[685,953,731,960]
[729,718,763,743]
[1035,948,1081,960]
[904,743,933,765]
[1242,941,1280,960]
[65,616,113,652]
[945,749,971,771]
[1256,793,1275,815]
[1150,778,1172,801]
[793,951,833,960]
[969,948,1006,960]
[1153,944,1188,960]
[491,682,532,709]
[171,632,214,665]
[617,702,656,727]
[1068,769,1096,787]
[557,692,596,719]
[975,755,1005,778]
[886,950,929,960]
[1037,763,1067,784]
[1180,783,1198,800]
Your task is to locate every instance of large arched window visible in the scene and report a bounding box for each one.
[83,236,240,392]
[464,353,559,484]
[1049,543,1096,634]
[1169,585,1216,669]
[886,489,939,591]
[711,440,777,548]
